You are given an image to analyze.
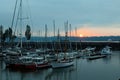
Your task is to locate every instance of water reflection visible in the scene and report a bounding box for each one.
[45,67,75,80]
[102,55,111,64]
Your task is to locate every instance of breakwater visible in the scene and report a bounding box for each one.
[1,41,120,50]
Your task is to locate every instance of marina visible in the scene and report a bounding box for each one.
[1,0,120,80]
[0,51,120,80]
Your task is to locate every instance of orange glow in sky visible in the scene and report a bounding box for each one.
[70,24,120,37]
[79,34,83,37]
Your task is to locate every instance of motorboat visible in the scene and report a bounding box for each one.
[101,46,112,55]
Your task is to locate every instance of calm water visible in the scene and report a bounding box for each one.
[0,51,120,80]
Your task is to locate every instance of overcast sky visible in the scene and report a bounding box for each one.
[0,0,120,37]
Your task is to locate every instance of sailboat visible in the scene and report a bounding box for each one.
[4,0,50,70]
[32,24,51,69]
[51,58,74,68]
[51,22,74,68]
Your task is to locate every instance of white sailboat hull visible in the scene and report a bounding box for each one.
[51,60,74,68]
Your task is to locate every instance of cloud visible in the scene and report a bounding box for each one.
[1,0,120,36]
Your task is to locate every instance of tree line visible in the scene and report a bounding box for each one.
[0,25,31,43]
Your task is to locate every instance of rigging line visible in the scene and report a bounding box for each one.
[24,0,34,36]
[26,0,33,27]
[14,1,21,36]
[11,0,18,29]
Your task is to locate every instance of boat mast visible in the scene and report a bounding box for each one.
[20,0,23,48]
[53,20,55,38]
[69,24,72,51]
[11,0,18,29]
[38,30,40,48]
[75,27,77,51]
[57,28,60,61]
[57,29,60,41]
[53,20,56,51]
[9,0,18,47]
[64,21,68,59]
[65,21,68,41]
[45,24,47,49]
[38,30,42,49]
